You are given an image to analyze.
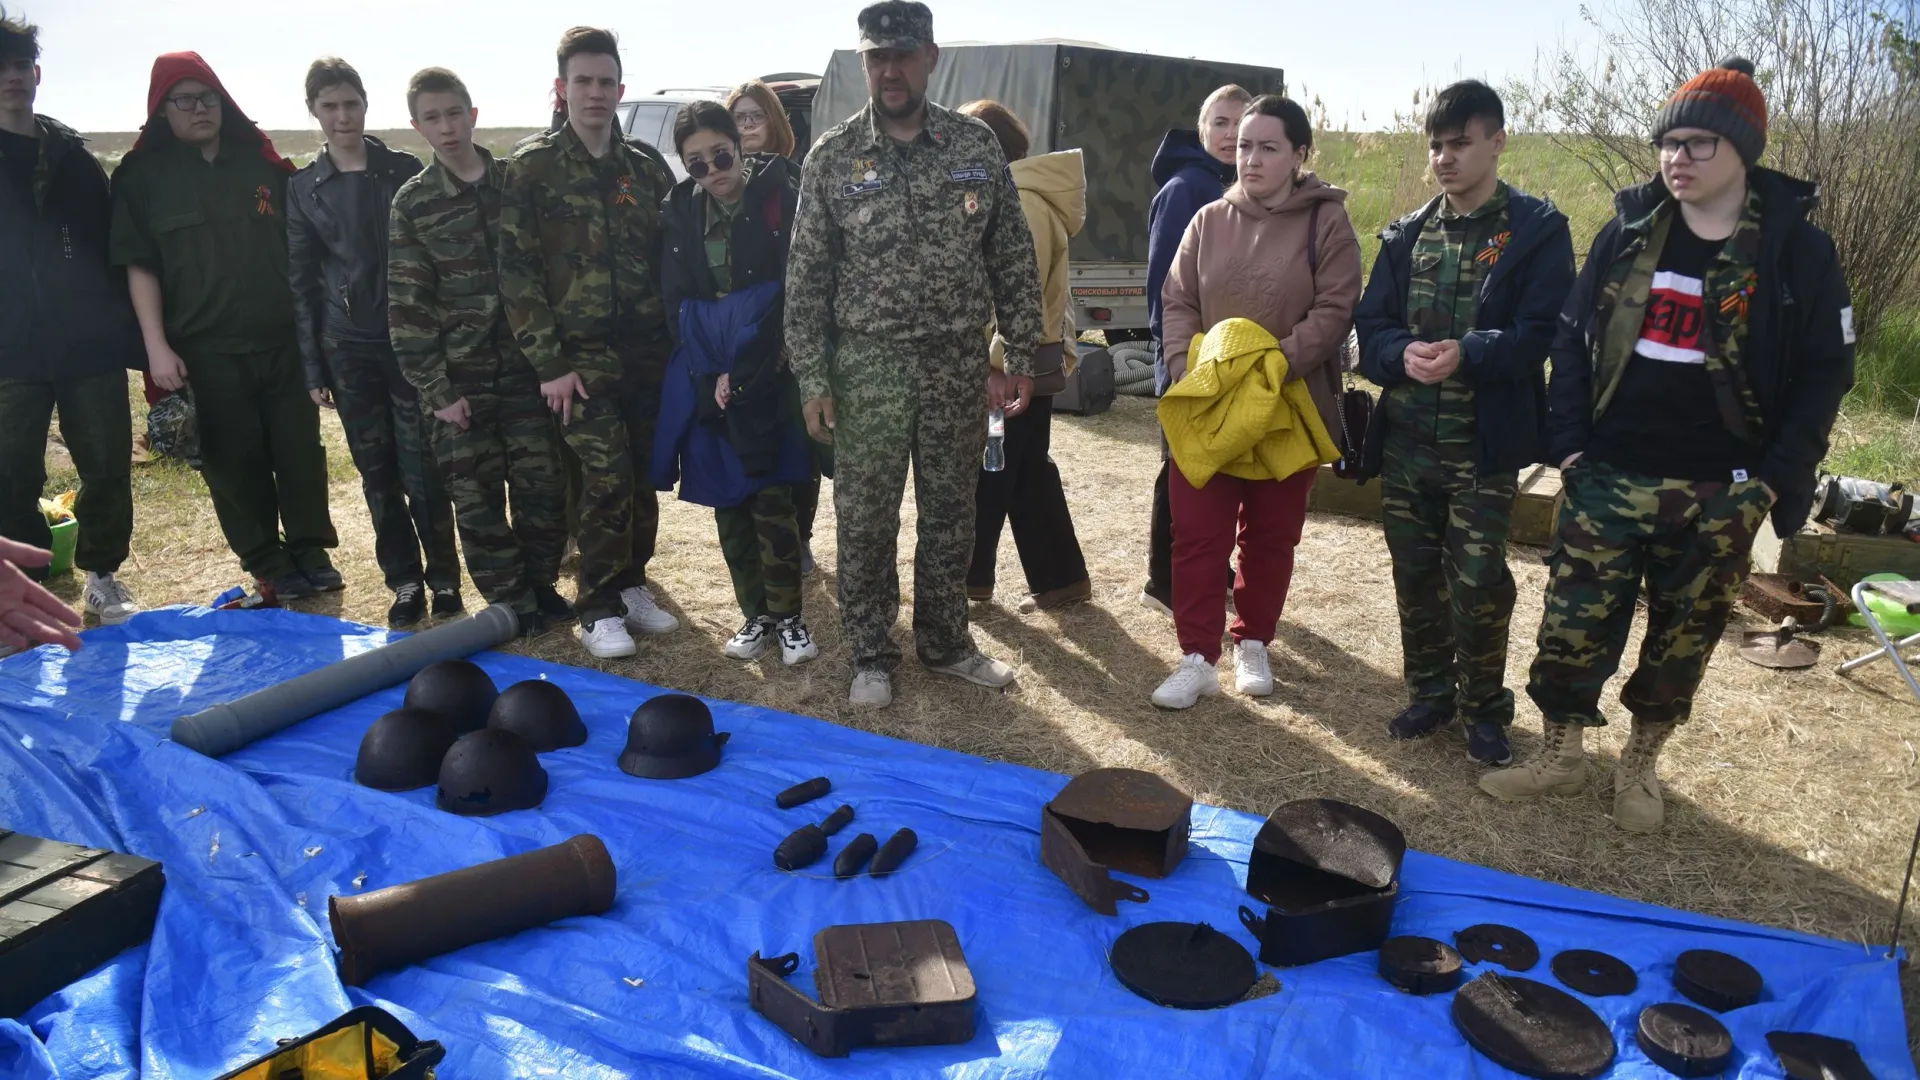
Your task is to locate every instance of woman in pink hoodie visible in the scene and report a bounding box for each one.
[1153,95,1362,709]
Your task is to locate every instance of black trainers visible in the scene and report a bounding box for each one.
[268,572,318,601]
[1466,722,1514,766]
[388,582,427,628]
[534,585,574,620]
[1387,703,1456,740]
[431,587,465,617]
[517,611,544,637]
[304,563,345,592]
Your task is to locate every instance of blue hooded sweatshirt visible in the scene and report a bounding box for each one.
[1147,129,1234,393]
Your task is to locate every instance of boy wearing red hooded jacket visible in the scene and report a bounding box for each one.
[110,53,339,597]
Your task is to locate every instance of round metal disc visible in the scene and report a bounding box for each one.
[1378,935,1463,995]
[1673,949,1763,1012]
[1637,1003,1734,1077]
[1110,921,1256,1010]
[1455,923,1540,972]
[1452,972,1616,1080]
[1551,949,1638,997]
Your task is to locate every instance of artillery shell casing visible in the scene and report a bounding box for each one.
[820,804,855,836]
[774,824,827,871]
[870,828,919,878]
[775,776,831,809]
[833,833,879,879]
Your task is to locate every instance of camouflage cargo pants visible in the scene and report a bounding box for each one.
[1380,429,1519,725]
[1527,459,1771,727]
[833,335,988,673]
[324,341,460,593]
[427,363,566,615]
[715,483,802,621]
[560,353,663,625]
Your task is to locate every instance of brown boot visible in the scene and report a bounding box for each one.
[1613,719,1676,833]
[966,585,994,603]
[1020,579,1093,614]
[1479,720,1588,802]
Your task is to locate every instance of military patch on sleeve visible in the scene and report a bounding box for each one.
[949,166,991,183]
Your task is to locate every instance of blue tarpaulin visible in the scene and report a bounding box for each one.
[0,607,1911,1078]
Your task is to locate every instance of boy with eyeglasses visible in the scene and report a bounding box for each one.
[110,52,339,600]
[1481,58,1854,833]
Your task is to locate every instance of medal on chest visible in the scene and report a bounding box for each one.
[964,191,980,215]
[1475,230,1510,267]
[614,174,637,206]
[254,185,274,216]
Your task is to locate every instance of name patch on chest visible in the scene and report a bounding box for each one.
[840,178,887,198]
[948,167,991,183]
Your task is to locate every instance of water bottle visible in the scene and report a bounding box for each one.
[983,407,1006,472]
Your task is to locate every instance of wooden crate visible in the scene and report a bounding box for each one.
[1307,464,1564,547]
[0,830,164,1018]
[1750,525,1920,588]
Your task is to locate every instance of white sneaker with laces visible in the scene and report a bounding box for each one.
[576,616,637,659]
[1138,587,1173,619]
[1152,654,1220,709]
[849,669,892,707]
[724,617,773,660]
[83,572,138,625]
[620,586,680,635]
[1234,639,1274,697]
[777,617,819,666]
[925,651,1016,688]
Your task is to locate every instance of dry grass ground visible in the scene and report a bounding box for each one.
[34,382,1920,1056]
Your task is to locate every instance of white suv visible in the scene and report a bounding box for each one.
[618,91,721,181]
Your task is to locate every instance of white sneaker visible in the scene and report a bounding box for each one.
[725,617,773,660]
[576,616,637,659]
[777,617,819,666]
[1234,639,1274,697]
[849,669,892,707]
[925,651,1016,688]
[1139,587,1173,619]
[620,586,680,635]
[83,572,139,625]
[1152,654,1220,709]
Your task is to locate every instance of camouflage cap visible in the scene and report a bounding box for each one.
[857,1,933,52]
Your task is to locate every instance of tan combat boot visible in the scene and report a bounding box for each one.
[1479,721,1588,802]
[1612,719,1677,833]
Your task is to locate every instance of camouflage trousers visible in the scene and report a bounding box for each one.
[1380,430,1519,725]
[716,483,803,621]
[833,334,988,672]
[324,341,460,593]
[1527,459,1771,727]
[560,354,663,625]
[427,363,566,616]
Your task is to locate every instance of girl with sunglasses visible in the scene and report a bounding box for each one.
[655,101,818,666]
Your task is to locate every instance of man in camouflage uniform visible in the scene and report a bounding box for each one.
[499,26,680,659]
[786,1,1044,707]
[1356,81,1574,768]
[388,68,568,635]
[1482,60,1853,832]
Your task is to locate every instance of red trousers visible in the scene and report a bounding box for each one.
[1169,465,1315,663]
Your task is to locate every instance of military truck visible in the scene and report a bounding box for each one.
[812,41,1285,334]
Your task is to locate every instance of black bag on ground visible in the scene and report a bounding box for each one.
[212,1005,444,1079]
[1055,348,1115,416]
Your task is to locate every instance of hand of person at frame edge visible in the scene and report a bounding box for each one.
[434,398,472,432]
[148,342,189,394]
[541,371,590,426]
[0,538,84,653]
[987,369,1034,418]
[1403,340,1461,385]
[308,388,335,409]
[804,397,835,444]
[715,373,732,412]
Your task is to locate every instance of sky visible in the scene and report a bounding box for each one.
[25,0,1590,135]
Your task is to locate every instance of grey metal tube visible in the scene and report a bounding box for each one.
[170,603,520,757]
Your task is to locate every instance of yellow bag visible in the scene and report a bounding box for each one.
[215,1007,443,1080]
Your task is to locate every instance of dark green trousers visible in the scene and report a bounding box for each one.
[715,484,803,621]
[184,343,337,580]
[0,372,134,577]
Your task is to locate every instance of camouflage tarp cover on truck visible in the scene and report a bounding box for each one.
[814,42,1286,264]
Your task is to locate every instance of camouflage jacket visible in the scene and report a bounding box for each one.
[497,123,674,391]
[784,101,1044,401]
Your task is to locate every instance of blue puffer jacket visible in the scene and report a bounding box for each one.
[1147,129,1233,393]
[649,281,812,509]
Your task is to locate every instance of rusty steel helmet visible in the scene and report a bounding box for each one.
[354,707,459,792]
[436,728,549,816]
[618,694,729,779]
[403,659,499,735]
[488,679,587,752]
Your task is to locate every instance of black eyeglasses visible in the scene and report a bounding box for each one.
[685,149,735,179]
[166,90,221,113]
[1653,134,1720,162]
[733,109,768,128]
